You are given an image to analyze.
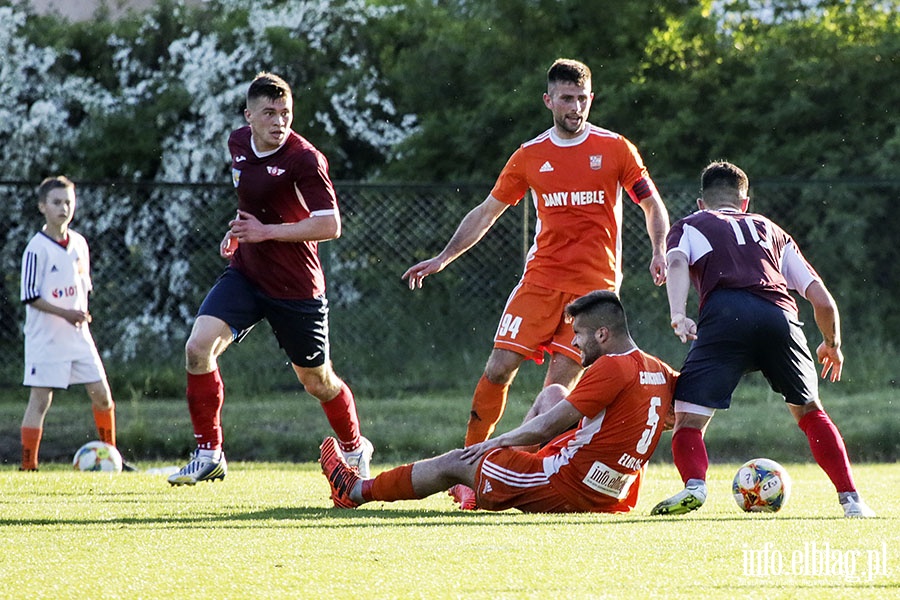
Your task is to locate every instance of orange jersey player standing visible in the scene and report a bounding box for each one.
[320,290,677,514]
[492,123,650,296]
[402,58,669,508]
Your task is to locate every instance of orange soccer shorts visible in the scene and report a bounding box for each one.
[474,447,578,513]
[493,283,582,365]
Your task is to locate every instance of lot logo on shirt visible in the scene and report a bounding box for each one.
[590,155,603,170]
[232,168,241,188]
[267,166,286,176]
[582,461,636,499]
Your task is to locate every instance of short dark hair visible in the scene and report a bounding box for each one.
[547,58,591,88]
[565,290,628,336]
[247,72,292,105]
[37,175,74,204]
[700,161,749,207]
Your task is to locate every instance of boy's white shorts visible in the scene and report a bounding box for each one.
[23,353,107,389]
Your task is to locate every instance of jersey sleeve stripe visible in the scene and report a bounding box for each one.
[21,250,40,302]
[781,240,819,297]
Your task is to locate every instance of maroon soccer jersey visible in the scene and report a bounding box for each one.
[666,209,820,314]
[228,127,338,299]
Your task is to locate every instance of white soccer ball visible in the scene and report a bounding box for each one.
[732,458,791,513]
[73,441,123,473]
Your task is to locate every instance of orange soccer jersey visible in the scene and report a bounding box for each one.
[541,349,677,513]
[491,125,651,296]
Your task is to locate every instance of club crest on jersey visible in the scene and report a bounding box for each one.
[232,168,241,188]
[589,155,603,170]
[267,166,286,177]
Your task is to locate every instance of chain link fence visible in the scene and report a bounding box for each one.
[1,179,897,395]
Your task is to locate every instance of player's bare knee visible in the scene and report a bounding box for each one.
[533,384,568,413]
[184,337,213,372]
[483,354,519,385]
[85,381,113,410]
[295,364,342,401]
[90,393,114,411]
[300,375,335,402]
[789,400,823,423]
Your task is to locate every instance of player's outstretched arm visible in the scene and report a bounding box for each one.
[666,252,696,343]
[459,399,582,464]
[638,191,670,286]
[229,209,340,244]
[402,195,508,290]
[805,280,844,382]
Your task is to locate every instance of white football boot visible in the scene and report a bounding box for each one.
[650,479,708,515]
[167,449,227,486]
[341,437,374,478]
[840,492,876,518]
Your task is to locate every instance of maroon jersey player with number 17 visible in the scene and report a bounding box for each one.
[651,161,874,518]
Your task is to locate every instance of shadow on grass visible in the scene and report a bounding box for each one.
[0,506,859,529]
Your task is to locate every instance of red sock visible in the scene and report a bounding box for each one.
[21,427,42,470]
[362,464,418,502]
[798,409,856,493]
[320,382,361,452]
[186,370,224,450]
[93,403,116,447]
[672,427,709,483]
[464,375,509,446]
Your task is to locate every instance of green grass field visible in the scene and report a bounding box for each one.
[1,462,896,599]
[1,378,896,466]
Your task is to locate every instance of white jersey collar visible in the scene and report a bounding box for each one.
[251,135,287,158]
[549,125,591,147]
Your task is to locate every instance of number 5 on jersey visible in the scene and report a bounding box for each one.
[636,396,662,454]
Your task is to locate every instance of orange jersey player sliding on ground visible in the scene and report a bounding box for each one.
[321,291,677,514]
[401,58,669,509]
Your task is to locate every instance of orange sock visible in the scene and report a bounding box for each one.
[21,427,42,470]
[464,375,509,446]
[363,464,418,502]
[93,404,116,447]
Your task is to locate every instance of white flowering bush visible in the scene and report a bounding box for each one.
[0,5,110,180]
[0,0,415,182]
[0,0,418,364]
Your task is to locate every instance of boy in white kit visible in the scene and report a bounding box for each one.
[19,176,128,470]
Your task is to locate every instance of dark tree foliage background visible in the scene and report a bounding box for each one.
[1,0,897,393]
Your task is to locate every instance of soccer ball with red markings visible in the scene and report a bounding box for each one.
[73,441,123,473]
[732,458,791,513]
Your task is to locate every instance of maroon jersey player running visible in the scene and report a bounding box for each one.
[168,72,373,485]
[650,161,874,518]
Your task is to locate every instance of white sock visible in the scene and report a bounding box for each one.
[198,448,221,461]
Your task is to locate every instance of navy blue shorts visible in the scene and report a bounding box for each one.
[674,289,818,409]
[197,267,330,368]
